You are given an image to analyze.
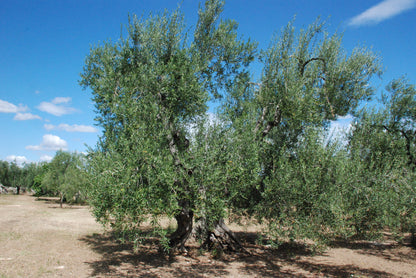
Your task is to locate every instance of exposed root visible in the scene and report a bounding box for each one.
[201,219,249,254]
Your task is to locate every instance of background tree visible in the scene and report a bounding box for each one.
[220,19,382,245]
[9,162,23,194]
[31,162,50,196]
[346,78,416,245]
[0,160,48,194]
[20,162,42,191]
[42,151,87,207]
[0,160,11,187]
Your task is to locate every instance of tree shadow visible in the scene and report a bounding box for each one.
[330,237,416,263]
[80,232,229,277]
[35,196,86,209]
[283,260,392,277]
[80,232,164,277]
[80,231,406,277]
[229,232,394,277]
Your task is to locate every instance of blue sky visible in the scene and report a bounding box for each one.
[1,0,415,165]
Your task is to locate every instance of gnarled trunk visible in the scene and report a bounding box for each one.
[195,218,244,253]
[169,205,194,252]
[170,212,244,254]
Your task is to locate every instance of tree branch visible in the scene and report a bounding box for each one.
[299,57,326,76]
[254,106,268,133]
[261,104,282,137]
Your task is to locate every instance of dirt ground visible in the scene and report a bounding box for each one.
[1,194,416,278]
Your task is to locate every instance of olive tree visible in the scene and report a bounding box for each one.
[81,0,256,251]
[347,78,416,245]
[220,19,381,244]
[81,0,386,252]
[42,151,87,207]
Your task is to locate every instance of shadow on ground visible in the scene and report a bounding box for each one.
[80,231,399,277]
[35,196,86,209]
[329,235,416,265]
[80,232,229,277]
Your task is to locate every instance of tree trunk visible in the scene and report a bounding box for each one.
[196,218,245,253]
[60,193,64,208]
[193,184,244,254]
[169,206,194,252]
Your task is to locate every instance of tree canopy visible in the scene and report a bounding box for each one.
[80,0,415,252]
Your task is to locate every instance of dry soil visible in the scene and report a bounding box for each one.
[1,194,416,277]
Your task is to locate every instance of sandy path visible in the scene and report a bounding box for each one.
[0,195,102,277]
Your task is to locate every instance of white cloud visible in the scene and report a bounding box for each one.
[330,121,353,135]
[337,114,354,121]
[44,123,98,133]
[326,115,354,146]
[348,0,416,26]
[0,99,28,113]
[44,124,55,130]
[26,134,68,151]
[40,155,53,163]
[6,155,29,166]
[52,97,71,104]
[37,97,76,116]
[14,113,42,121]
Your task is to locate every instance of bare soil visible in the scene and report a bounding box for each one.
[1,194,416,277]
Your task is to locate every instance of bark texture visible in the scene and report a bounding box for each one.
[169,206,194,252]
[200,219,244,253]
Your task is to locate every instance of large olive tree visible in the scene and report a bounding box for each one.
[81,0,256,251]
[81,1,384,252]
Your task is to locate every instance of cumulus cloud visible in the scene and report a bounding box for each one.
[37,97,77,116]
[14,113,42,121]
[348,0,416,26]
[40,155,53,162]
[44,123,97,133]
[0,99,28,113]
[6,155,29,166]
[26,134,68,151]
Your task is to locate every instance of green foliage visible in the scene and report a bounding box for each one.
[41,151,88,204]
[80,0,415,251]
[0,160,42,190]
[256,129,346,244]
[0,160,12,187]
[31,163,50,196]
[81,0,256,244]
[345,78,416,239]
[220,17,382,244]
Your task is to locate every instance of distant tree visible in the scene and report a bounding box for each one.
[0,161,44,194]
[0,160,11,187]
[42,151,87,207]
[9,162,22,194]
[347,78,416,245]
[31,162,50,196]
